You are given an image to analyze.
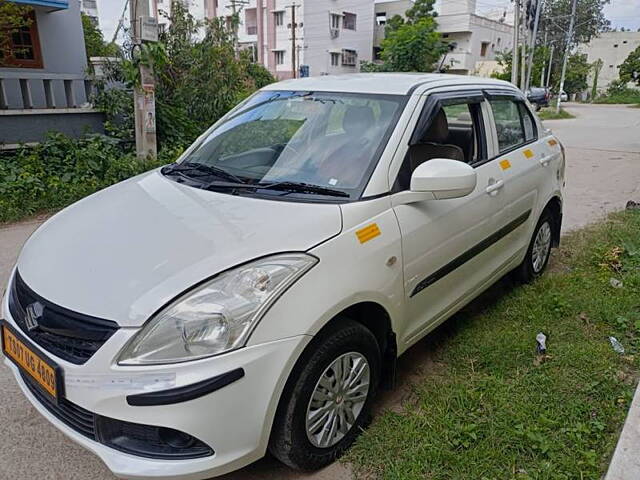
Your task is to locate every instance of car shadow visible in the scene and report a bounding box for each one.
[216,267,528,480]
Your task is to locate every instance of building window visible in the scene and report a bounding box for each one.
[83,0,97,9]
[443,33,449,38]
[330,13,341,30]
[274,11,284,27]
[275,50,285,65]
[343,12,356,30]
[376,12,386,25]
[342,49,357,66]
[373,46,382,60]
[480,41,490,57]
[330,52,340,66]
[3,11,43,69]
[245,8,257,35]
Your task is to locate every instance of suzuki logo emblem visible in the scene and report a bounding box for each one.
[24,302,43,331]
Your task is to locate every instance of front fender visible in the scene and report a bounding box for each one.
[248,205,405,346]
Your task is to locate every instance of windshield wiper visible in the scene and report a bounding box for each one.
[163,162,247,184]
[257,181,350,198]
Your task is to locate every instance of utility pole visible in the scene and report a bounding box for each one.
[289,4,298,78]
[546,44,554,87]
[555,0,577,113]
[130,0,158,160]
[511,0,520,87]
[525,0,544,92]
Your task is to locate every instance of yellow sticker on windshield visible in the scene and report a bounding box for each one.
[356,223,381,244]
[523,149,534,159]
[499,159,511,170]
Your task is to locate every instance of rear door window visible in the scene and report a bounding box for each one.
[489,99,526,153]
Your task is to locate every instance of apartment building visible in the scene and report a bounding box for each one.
[436,0,513,75]
[80,0,99,26]
[213,0,375,79]
[580,31,640,92]
[373,0,513,75]
[373,0,412,60]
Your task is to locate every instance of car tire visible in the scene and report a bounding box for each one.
[269,319,380,471]
[514,210,554,283]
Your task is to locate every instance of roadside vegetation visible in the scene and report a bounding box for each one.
[538,108,576,120]
[0,134,178,223]
[593,82,640,105]
[347,210,640,480]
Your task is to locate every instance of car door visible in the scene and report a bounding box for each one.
[484,92,547,262]
[390,89,509,348]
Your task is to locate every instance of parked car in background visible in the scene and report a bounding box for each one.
[526,87,551,111]
[2,74,565,480]
[560,91,569,102]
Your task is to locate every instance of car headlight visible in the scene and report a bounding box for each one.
[118,253,318,365]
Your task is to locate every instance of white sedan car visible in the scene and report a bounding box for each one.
[2,74,565,479]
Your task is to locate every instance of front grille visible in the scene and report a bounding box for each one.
[22,372,96,439]
[21,373,214,460]
[8,272,119,364]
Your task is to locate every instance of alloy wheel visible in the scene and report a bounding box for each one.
[305,352,370,448]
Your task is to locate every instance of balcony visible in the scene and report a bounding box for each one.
[0,71,103,147]
[10,0,68,11]
[443,52,474,72]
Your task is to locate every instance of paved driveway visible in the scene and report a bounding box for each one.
[0,103,639,480]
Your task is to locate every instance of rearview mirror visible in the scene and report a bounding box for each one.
[410,158,477,200]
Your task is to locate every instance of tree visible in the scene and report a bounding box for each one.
[539,0,610,55]
[619,46,640,86]
[493,46,550,87]
[563,53,591,94]
[0,0,32,67]
[81,13,119,60]
[362,0,447,72]
[94,0,275,148]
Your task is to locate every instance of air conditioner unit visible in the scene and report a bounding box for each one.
[330,28,339,38]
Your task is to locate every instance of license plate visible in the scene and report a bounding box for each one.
[1,321,63,403]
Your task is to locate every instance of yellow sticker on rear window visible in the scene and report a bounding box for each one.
[523,149,534,159]
[499,159,511,170]
[356,223,381,244]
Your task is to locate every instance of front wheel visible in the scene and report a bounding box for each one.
[514,211,554,283]
[269,319,380,471]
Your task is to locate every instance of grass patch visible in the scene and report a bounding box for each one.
[538,108,576,120]
[593,90,640,105]
[347,210,640,480]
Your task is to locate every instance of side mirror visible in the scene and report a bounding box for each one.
[410,158,477,200]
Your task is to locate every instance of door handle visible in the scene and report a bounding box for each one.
[540,155,553,166]
[486,180,504,195]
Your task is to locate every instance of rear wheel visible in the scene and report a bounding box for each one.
[515,210,554,283]
[269,319,380,471]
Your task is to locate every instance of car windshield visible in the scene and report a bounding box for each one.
[165,90,405,201]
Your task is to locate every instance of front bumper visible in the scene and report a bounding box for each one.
[2,293,310,479]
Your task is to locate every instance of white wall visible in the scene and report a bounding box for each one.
[302,0,375,77]
[580,32,640,90]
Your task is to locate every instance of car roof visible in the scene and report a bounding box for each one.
[261,73,518,96]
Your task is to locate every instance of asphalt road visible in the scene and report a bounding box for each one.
[0,103,639,480]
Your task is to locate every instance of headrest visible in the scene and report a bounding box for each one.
[422,108,449,143]
[344,105,375,135]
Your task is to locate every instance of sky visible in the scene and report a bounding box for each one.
[99,0,640,44]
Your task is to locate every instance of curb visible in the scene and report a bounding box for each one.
[606,381,640,479]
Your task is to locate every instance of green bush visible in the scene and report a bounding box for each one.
[594,80,640,104]
[0,133,180,223]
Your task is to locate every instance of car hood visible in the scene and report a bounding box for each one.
[16,170,342,327]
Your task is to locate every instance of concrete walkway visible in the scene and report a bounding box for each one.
[0,103,639,479]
